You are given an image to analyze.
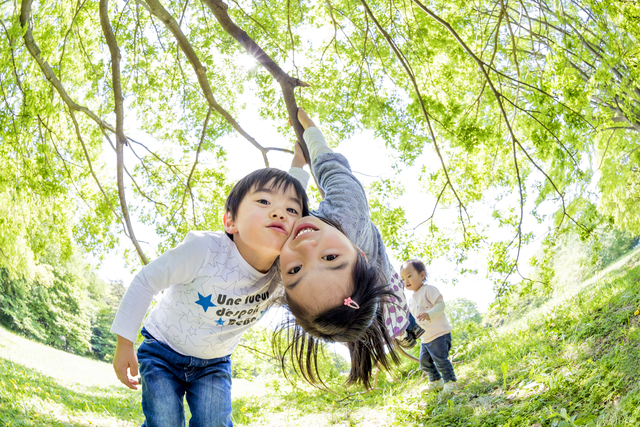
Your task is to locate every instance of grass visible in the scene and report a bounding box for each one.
[1,253,640,426]
[230,254,640,426]
[0,320,143,426]
[0,358,141,426]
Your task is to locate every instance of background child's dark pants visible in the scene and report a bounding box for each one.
[419,332,456,383]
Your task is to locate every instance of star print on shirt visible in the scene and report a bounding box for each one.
[195,292,216,312]
[215,317,225,326]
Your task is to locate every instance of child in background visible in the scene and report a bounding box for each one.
[275,108,421,388]
[400,259,457,393]
[111,152,309,427]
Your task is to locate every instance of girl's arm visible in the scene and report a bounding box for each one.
[304,127,373,243]
[297,109,368,232]
[299,109,409,337]
[288,141,310,190]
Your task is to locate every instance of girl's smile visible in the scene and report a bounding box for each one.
[292,222,319,239]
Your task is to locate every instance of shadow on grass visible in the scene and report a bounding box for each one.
[0,357,142,426]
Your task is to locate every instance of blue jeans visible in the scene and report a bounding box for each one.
[137,328,233,427]
[419,333,456,383]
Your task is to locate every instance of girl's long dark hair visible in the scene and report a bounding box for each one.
[273,217,402,388]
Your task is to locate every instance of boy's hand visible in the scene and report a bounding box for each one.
[417,313,431,322]
[113,335,140,390]
[291,142,307,168]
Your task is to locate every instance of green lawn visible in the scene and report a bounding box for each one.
[231,253,640,426]
[0,326,142,426]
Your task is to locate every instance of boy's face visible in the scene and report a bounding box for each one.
[224,180,304,267]
[400,264,425,291]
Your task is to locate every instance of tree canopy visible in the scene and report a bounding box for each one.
[1,0,639,295]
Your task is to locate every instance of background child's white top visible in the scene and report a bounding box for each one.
[111,231,279,359]
[409,284,452,343]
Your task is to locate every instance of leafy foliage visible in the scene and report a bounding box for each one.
[446,298,482,326]
[0,258,122,360]
[1,0,639,296]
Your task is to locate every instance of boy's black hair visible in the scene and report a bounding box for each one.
[273,218,401,389]
[224,168,309,240]
[402,259,428,281]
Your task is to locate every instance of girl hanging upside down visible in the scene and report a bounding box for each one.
[275,108,423,388]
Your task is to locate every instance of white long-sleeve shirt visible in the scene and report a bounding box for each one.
[409,284,452,343]
[111,231,280,358]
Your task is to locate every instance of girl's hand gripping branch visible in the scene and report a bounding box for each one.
[291,142,307,168]
[113,335,140,390]
[297,108,316,130]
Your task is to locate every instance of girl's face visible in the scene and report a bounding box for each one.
[280,216,359,314]
[400,263,426,291]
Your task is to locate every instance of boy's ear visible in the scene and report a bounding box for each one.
[223,211,238,235]
[420,271,427,281]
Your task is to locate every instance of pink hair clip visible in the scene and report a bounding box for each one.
[344,297,360,309]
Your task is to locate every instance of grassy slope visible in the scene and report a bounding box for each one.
[0,327,266,426]
[234,250,640,427]
[1,249,640,426]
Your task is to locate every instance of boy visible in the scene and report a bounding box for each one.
[111,151,309,427]
[400,259,457,393]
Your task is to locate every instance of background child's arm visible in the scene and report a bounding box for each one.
[113,335,139,390]
[418,295,445,322]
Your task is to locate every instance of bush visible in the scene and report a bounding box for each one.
[0,267,91,354]
[91,307,117,362]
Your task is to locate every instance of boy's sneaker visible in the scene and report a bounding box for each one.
[420,379,444,393]
[396,331,416,349]
[410,324,425,340]
[443,381,458,393]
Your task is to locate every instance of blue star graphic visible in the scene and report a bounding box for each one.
[215,317,225,326]
[195,293,216,312]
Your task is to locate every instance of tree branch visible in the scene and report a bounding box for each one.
[68,109,126,232]
[100,0,149,265]
[200,0,328,193]
[182,107,211,228]
[412,0,585,235]
[20,0,114,132]
[142,0,272,167]
[359,0,471,236]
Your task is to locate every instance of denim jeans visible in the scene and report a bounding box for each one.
[137,328,233,427]
[419,332,456,383]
